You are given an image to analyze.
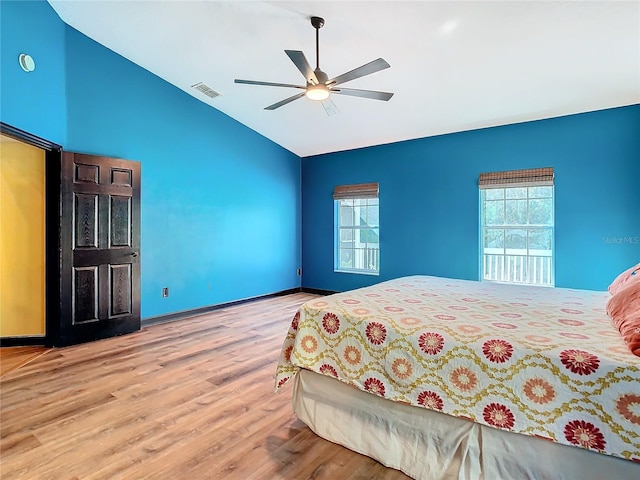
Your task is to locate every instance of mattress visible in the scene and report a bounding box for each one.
[275,275,640,463]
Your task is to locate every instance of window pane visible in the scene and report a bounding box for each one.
[528,198,553,225]
[352,248,365,269]
[483,228,504,251]
[339,228,353,243]
[484,189,504,200]
[505,229,526,250]
[358,206,373,227]
[484,200,504,225]
[371,227,380,244]
[505,199,527,225]
[340,205,354,226]
[360,228,379,245]
[506,187,527,199]
[528,229,552,252]
[366,206,379,226]
[339,248,353,269]
[529,186,552,198]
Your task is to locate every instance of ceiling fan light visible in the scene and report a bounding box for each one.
[306,85,330,101]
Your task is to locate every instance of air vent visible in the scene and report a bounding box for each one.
[191,82,221,99]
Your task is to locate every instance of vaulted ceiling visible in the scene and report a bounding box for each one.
[48,1,639,157]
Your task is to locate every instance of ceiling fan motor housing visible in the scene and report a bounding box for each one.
[313,69,329,85]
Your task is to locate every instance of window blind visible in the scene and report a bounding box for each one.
[478,168,554,189]
[333,182,379,200]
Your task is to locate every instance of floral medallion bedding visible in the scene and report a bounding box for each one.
[275,276,640,461]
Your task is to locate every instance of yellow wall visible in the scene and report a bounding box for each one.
[0,136,46,336]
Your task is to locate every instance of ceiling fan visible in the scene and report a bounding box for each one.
[235,16,393,115]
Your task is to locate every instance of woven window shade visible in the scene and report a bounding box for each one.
[333,182,379,200]
[478,167,554,189]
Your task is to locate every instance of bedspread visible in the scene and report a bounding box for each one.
[275,276,640,461]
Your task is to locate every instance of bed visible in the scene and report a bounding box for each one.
[275,275,640,479]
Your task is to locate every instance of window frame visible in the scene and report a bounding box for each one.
[334,196,380,276]
[479,182,555,287]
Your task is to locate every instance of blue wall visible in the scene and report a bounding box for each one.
[1,0,302,319]
[302,105,640,292]
[0,0,67,145]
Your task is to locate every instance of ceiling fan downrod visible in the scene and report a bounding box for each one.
[310,16,324,73]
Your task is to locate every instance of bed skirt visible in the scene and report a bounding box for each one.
[292,369,639,480]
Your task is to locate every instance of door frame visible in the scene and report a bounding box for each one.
[0,122,62,347]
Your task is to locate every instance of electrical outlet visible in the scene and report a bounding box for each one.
[162,287,169,298]
[297,268,302,276]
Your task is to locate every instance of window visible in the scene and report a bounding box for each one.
[334,183,379,274]
[479,168,554,286]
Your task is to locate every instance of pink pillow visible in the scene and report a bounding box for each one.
[606,279,640,357]
[608,263,640,295]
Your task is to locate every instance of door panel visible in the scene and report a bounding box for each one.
[110,196,131,247]
[111,168,132,186]
[110,264,132,317]
[74,193,98,248]
[74,162,99,184]
[73,266,98,323]
[60,152,140,346]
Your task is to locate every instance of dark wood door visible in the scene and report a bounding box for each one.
[58,152,141,346]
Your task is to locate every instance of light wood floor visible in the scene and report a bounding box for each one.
[0,293,410,480]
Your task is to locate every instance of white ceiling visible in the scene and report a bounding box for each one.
[48,1,639,158]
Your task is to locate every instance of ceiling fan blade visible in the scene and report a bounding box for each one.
[330,88,394,101]
[264,92,306,110]
[328,58,390,87]
[235,79,306,89]
[285,50,318,85]
[321,97,339,116]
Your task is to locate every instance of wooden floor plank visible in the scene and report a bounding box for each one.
[0,346,50,378]
[0,293,410,480]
